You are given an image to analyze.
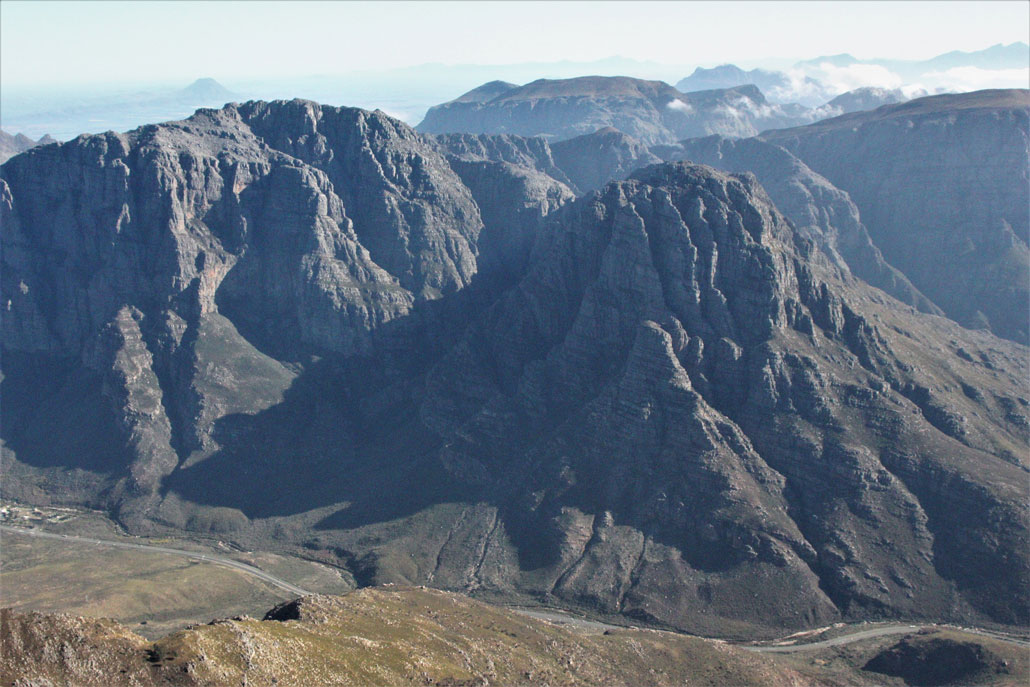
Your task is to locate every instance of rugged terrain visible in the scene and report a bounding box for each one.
[1,100,1028,640]
[761,89,1030,344]
[0,130,56,164]
[3,588,1025,687]
[0,587,817,687]
[661,135,937,314]
[417,76,821,144]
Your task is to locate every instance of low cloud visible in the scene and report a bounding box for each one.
[809,63,904,94]
[802,104,845,122]
[766,70,835,106]
[666,99,694,114]
[714,96,786,123]
[920,67,1030,93]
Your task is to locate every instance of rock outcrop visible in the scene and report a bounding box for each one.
[405,163,1028,634]
[2,102,1027,639]
[762,89,1030,343]
[0,100,565,503]
[0,588,821,686]
[662,135,939,314]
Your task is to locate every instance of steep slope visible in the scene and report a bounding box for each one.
[663,135,938,313]
[402,163,1028,635]
[417,77,820,144]
[0,100,568,508]
[762,89,1030,343]
[1,103,1027,639]
[1,588,820,686]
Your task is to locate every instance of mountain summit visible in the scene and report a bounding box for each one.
[177,77,236,101]
[418,76,821,144]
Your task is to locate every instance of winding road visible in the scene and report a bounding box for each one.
[6,524,1027,654]
[744,625,921,653]
[510,605,1030,654]
[0,524,310,597]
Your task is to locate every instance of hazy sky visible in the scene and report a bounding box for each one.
[2,1,1028,87]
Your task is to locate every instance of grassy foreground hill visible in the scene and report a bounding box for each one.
[4,586,1027,685]
[2,586,817,686]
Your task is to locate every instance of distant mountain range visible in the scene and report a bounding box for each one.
[0,130,55,164]
[0,78,239,141]
[678,42,1028,106]
[418,77,832,144]
[2,42,1024,142]
[796,41,1030,78]
[676,65,833,106]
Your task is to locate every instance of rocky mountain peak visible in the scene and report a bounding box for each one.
[2,101,1027,639]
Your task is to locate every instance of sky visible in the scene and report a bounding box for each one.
[2,1,1029,88]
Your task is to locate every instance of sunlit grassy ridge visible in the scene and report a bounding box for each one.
[3,587,816,686]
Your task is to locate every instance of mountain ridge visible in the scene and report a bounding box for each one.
[1,99,1027,639]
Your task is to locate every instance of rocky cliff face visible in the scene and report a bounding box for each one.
[664,135,939,314]
[417,77,822,145]
[2,103,1027,638]
[762,89,1030,344]
[0,100,567,501]
[403,163,1028,634]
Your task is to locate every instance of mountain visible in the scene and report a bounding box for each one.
[794,43,1030,93]
[417,77,822,145]
[176,77,236,102]
[450,79,519,103]
[762,89,1030,344]
[0,130,55,163]
[676,65,832,107]
[2,102,1028,639]
[5,589,1025,686]
[549,127,663,194]
[795,42,1030,74]
[0,588,817,686]
[660,135,938,315]
[916,42,1030,73]
[824,87,909,114]
[1,78,244,142]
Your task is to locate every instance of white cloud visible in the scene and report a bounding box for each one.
[666,99,694,114]
[810,63,905,94]
[920,67,1030,93]
[767,70,835,105]
[900,84,931,99]
[802,104,844,122]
